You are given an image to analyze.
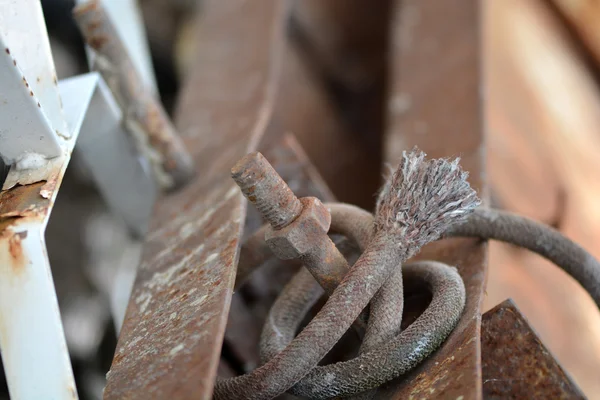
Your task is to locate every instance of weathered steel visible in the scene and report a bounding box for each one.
[232,152,304,231]
[103,1,287,398]
[378,0,487,398]
[232,152,348,296]
[481,299,586,399]
[73,0,194,191]
[217,149,478,399]
[75,0,158,94]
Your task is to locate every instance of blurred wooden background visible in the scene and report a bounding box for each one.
[485,0,600,397]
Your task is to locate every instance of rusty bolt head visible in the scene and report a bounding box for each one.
[265,197,331,259]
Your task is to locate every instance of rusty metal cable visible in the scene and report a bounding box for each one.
[260,205,466,399]
[219,149,600,399]
[215,149,479,399]
[447,208,600,307]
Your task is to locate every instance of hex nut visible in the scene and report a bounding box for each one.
[265,197,332,260]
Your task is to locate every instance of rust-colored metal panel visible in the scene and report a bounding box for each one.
[280,0,392,210]
[103,1,287,398]
[266,40,381,210]
[481,299,586,399]
[290,0,392,151]
[378,0,487,398]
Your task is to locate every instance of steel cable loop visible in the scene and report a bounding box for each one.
[259,205,466,399]
[446,208,600,307]
[218,149,600,399]
[223,205,600,399]
[215,150,480,400]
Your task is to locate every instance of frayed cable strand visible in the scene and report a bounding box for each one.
[375,147,481,248]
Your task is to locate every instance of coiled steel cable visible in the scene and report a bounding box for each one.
[215,150,479,399]
[217,151,600,399]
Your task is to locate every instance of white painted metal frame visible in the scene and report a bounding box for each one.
[0,74,93,400]
[0,0,66,186]
[0,0,157,398]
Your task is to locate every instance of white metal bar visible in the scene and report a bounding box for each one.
[0,2,156,396]
[0,225,77,400]
[0,0,69,188]
[0,70,155,400]
[0,72,95,399]
[68,72,156,237]
[0,0,67,135]
[0,35,62,164]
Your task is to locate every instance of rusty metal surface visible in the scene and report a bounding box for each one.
[378,0,487,398]
[232,151,347,296]
[242,134,337,298]
[481,299,586,399]
[73,0,194,191]
[231,152,304,231]
[103,1,287,398]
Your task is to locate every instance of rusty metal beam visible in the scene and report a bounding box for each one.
[378,0,487,398]
[103,1,287,398]
[481,299,586,399]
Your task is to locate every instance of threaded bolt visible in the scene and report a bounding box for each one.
[231,152,303,230]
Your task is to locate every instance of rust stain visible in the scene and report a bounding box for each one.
[0,217,20,233]
[88,19,101,31]
[5,48,9,54]
[13,59,16,66]
[29,90,33,96]
[72,0,98,16]
[68,385,77,400]
[89,35,109,49]
[0,182,49,219]
[72,0,195,190]
[7,231,27,272]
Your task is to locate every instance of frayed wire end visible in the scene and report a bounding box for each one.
[375,147,480,248]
